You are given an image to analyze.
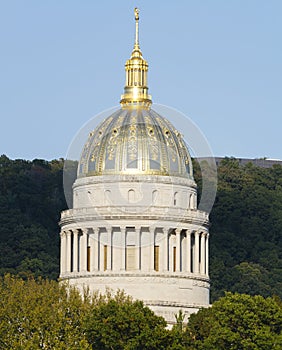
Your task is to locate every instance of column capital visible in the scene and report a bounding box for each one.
[81,227,89,235]
[120,226,127,233]
[60,230,66,237]
[175,228,182,234]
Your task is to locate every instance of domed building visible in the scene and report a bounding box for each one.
[59,8,210,325]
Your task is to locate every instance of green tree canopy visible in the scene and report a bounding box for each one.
[84,290,171,350]
[185,292,282,350]
[0,274,91,349]
[0,275,174,350]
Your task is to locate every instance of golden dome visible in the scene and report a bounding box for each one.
[78,108,193,178]
[78,9,193,179]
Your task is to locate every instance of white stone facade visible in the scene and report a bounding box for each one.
[60,174,210,324]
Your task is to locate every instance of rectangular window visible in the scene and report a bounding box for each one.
[154,245,159,271]
[173,246,176,272]
[104,245,107,271]
[126,246,136,271]
[87,246,90,272]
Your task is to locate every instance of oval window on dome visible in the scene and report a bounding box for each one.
[152,190,158,204]
[128,189,135,203]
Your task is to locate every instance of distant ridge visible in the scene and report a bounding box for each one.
[198,156,282,169]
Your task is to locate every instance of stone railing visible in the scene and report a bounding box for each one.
[60,205,209,226]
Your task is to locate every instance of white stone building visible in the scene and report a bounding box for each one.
[59,8,210,325]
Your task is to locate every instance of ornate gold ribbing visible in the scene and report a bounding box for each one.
[120,8,152,109]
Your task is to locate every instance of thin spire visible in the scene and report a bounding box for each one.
[134,7,139,47]
[120,8,152,109]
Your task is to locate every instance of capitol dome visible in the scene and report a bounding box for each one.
[78,108,193,179]
[59,8,210,326]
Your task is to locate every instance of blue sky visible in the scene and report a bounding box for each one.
[1,1,281,160]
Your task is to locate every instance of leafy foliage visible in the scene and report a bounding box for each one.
[84,290,172,350]
[185,292,282,349]
[207,158,282,301]
[0,274,91,349]
[0,155,67,279]
[0,275,173,349]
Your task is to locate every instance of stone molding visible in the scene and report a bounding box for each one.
[73,174,197,189]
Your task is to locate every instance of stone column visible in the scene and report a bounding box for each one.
[175,228,181,272]
[141,228,150,272]
[66,230,72,273]
[92,228,99,271]
[80,228,88,272]
[162,228,169,272]
[205,233,209,276]
[186,230,191,273]
[194,231,200,274]
[111,229,119,272]
[106,227,112,271]
[73,229,79,273]
[168,232,174,272]
[120,227,126,271]
[88,230,95,272]
[60,231,66,275]
[200,232,206,275]
[136,226,141,270]
[149,227,155,271]
[98,229,103,271]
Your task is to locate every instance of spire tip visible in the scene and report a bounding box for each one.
[134,8,139,46]
[134,7,139,21]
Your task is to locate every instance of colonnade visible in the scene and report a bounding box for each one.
[126,67,147,87]
[60,226,209,277]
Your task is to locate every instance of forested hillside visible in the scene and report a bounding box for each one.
[208,158,282,301]
[0,155,281,300]
[0,155,66,279]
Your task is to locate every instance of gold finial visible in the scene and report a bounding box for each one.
[120,8,152,109]
[134,7,139,47]
[134,7,139,20]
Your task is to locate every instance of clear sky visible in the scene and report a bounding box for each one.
[1,0,281,161]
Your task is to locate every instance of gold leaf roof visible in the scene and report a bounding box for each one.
[78,108,193,179]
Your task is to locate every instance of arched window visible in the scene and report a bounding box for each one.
[152,190,158,204]
[104,190,111,205]
[174,192,178,206]
[128,189,135,203]
[189,193,193,209]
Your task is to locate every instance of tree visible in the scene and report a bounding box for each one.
[0,276,175,349]
[0,274,91,349]
[185,292,282,350]
[84,290,172,350]
[209,159,282,301]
